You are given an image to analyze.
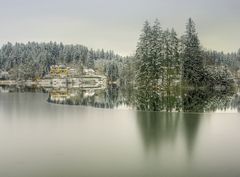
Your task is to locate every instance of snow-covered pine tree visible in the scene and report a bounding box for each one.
[135,20,165,111]
[135,20,152,89]
[150,19,163,87]
[162,29,171,87]
[161,28,180,88]
[182,18,204,87]
[170,29,180,79]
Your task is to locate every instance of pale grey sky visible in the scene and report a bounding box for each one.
[0,0,239,55]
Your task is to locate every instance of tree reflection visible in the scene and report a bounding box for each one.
[135,85,235,112]
[46,85,237,113]
[182,114,201,156]
[230,93,240,112]
[182,88,234,112]
[135,86,182,112]
[137,111,203,157]
[137,111,181,152]
[104,85,119,108]
[47,85,124,109]
[136,88,236,156]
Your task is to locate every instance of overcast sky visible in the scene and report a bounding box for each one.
[0,0,239,55]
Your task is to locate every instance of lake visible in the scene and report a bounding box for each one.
[0,87,240,177]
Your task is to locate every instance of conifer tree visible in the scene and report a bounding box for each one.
[135,21,152,89]
[182,18,204,86]
[150,19,163,84]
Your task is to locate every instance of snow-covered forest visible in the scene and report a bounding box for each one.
[135,18,239,89]
[0,18,239,88]
[134,18,239,110]
[0,42,124,80]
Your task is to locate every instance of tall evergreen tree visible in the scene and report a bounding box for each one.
[135,20,164,111]
[135,20,152,89]
[182,18,204,86]
[150,19,163,84]
[170,29,180,77]
[135,19,163,88]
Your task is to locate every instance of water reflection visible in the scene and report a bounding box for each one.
[47,86,238,113]
[136,111,202,156]
[0,85,46,93]
[135,86,182,112]
[137,112,181,151]
[1,85,239,113]
[182,114,202,155]
[182,89,234,112]
[47,85,127,109]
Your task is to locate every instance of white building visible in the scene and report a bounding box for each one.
[83,69,95,75]
[52,79,67,88]
[38,79,52,87]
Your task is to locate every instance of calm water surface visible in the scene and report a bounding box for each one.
[0,90,240,177]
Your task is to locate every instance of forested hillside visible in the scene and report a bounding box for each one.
[0,42,122,79]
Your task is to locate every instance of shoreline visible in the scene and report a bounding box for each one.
[0,75,107,89]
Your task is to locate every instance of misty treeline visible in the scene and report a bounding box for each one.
[0,42,125,81]
[204,50,240,72]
